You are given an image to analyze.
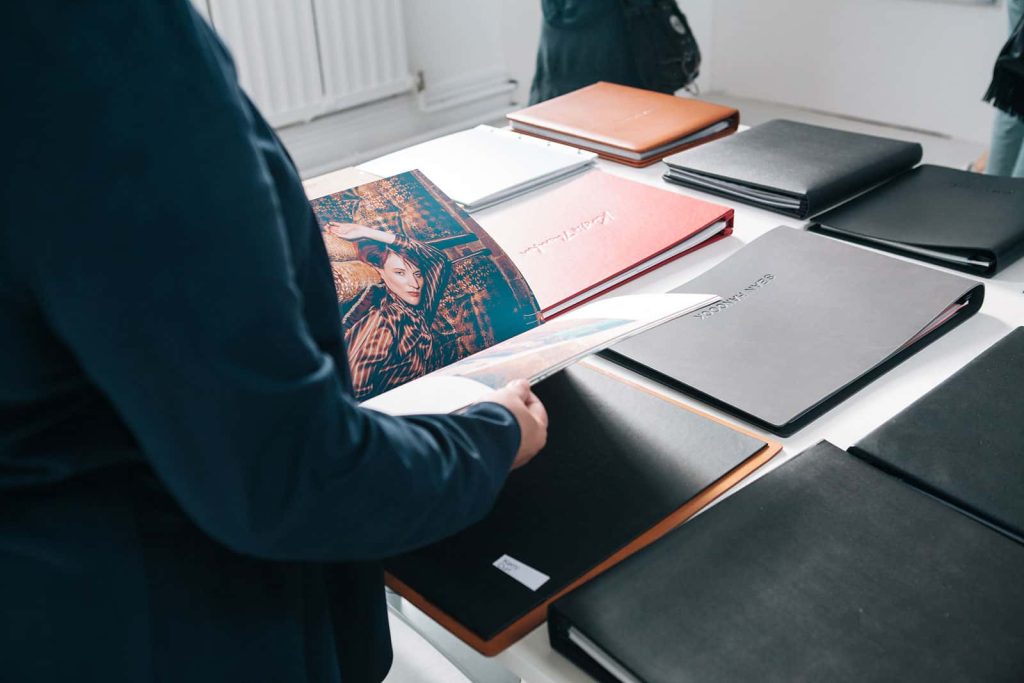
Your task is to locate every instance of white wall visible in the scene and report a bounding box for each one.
[500,0,543,105]
[404,0,513,109]
[706,0,1007,143]
[278,0,519,175]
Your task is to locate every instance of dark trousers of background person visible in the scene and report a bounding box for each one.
[529,0,644,104]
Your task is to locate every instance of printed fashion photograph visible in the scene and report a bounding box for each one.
[310,170,542,400]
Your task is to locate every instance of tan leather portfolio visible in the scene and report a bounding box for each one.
[506,82,739,167]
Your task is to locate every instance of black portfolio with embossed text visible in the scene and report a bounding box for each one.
[607,227,984,435]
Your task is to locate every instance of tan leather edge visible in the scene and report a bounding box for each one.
[385,365,781,657]
[507,83,740,152]
[510,116,738,167]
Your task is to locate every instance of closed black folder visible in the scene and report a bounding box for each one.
[810,164,1024,276]
[662,119,922,218]
[550,442,1024,683]
[384,362,779,655]
[851,327,1024,542]
[607,227,984,435]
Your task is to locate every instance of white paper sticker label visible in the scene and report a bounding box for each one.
[493,554,550,591]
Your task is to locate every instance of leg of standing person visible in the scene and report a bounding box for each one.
[1014,145,1024,177]
[987,0,1024,177]
[987,109,1024,177]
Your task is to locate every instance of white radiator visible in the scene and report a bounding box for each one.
[313,0,413,112]
[204,0,413,128]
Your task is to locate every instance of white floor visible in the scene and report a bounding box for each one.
[383,612,472,683]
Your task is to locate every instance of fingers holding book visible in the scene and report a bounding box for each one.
[484,379,549,471]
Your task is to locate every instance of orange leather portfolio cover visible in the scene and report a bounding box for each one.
[507,82,739,167]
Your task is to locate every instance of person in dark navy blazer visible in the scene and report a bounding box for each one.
[0,2,548,681]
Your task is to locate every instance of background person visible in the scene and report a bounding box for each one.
[986,0,1024,177]
[529,0,644,104]
[529,0,701,104]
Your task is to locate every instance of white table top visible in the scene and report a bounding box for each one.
[309,155,1024,683]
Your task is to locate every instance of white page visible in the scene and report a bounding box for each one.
[361,292,717,416]
[357,125,596,210]
[361,376,492,416]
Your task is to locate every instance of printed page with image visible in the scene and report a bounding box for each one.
[308,169,719,410]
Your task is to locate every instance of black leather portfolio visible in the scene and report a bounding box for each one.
[549,442,1024,683]
[851,328,1024,543]
[662,119,922,218]
[384,362,779,655]
[607,227,984,435]
[810,164,1024,276]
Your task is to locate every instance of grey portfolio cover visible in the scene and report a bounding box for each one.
[607,227,984,435]
[549,442,1024,683]
[662,119,922,218]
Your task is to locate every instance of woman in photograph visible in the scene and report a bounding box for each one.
[329,222,453,400]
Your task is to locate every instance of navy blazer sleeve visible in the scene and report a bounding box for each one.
[11,2,519,562]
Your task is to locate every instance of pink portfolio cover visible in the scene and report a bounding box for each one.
[478,171,734,317]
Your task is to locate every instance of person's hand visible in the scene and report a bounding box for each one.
[326,222,395,244]
[481,379,548,470]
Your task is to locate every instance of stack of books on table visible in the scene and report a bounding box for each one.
[656,117,1024,275]
[301,80,1024,679]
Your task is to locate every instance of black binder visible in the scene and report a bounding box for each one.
[384,362,779,655]
[607,227,984,435]
[550,442,1024,683]
[662,119,922,218]
[810,164,1024,276]
[851,327,1024,542]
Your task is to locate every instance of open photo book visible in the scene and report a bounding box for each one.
[363,292,717,415]
[307,169,720,412]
